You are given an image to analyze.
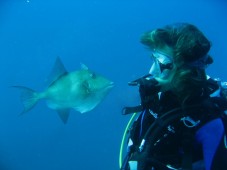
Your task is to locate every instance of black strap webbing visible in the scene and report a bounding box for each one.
[181,131,194,170]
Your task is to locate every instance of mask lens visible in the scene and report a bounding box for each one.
[152,51,172,65]
[149,58,161,75]
[149,51,173,76]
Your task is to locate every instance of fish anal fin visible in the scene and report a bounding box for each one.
[57,109,70,124]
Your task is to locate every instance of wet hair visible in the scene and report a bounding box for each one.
[141,23,213,103]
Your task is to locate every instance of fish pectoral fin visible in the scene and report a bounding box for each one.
[57,109,70,124]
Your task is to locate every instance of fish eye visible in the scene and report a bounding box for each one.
[90,72,96,79]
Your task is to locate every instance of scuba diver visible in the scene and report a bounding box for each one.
[120,23,227,170]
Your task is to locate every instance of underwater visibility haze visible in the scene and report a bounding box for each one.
[0,0,227,170]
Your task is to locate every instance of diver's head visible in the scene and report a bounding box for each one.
[141,23,212,65]
[141,23,213,100]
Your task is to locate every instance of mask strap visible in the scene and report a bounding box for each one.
[187,55,209,69]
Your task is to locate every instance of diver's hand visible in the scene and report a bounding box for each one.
[139,78,160,110]
[139,78,160,95]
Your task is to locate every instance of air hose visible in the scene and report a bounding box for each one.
[119,112,137,169]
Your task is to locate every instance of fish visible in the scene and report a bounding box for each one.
[13,57,114,124]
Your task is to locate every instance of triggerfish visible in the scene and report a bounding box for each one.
[13,57,114,124]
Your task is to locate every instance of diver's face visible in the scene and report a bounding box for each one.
[149,50,173,79]
[149,48,175,92]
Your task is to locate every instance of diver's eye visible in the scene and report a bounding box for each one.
[159,62,173,72]
[90,73,96,78]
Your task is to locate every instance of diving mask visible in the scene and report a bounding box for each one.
[149,50,173,78]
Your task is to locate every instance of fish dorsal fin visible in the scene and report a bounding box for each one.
[47,57,68,85]
[57,109,70,124]
[80,63,88,70]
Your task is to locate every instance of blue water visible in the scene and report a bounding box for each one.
[1,0,227,170]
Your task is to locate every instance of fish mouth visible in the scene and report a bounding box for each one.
[106,82,114,90]
[109,82,114,87]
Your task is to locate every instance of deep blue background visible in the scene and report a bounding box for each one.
[1,0,227,170]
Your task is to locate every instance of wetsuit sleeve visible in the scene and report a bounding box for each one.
[195,118,225,170]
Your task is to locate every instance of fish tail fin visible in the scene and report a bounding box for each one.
[12,86,41,115]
